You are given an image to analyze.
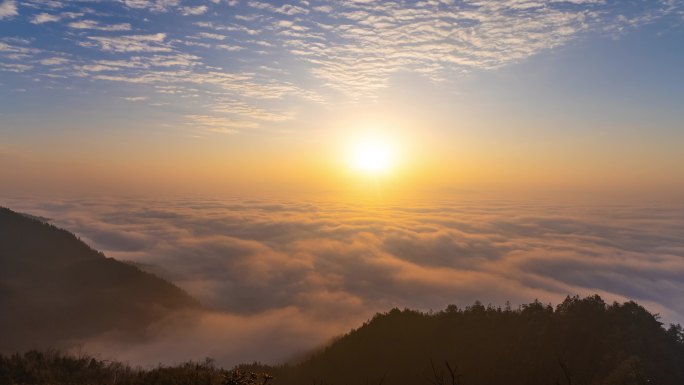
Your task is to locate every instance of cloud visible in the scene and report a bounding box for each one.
[266,0,595,96]
[1,0,682,136]
[21,0,63,10]
[39,57,69,65]
[184,114,258,134]
[0,40,40,59]
[122,0,180,12]
[77,307,344,367]
[215,44,243,51]
[0,0,17,20]
[0,62,32,72]
[31,12,60,24]
[84,33,170,52]
[4,196,684,367]
[197,32,227,40]
[61,11,83,19]
[68,20,132,31]
[122,96,148,101]
[181,5,208,16]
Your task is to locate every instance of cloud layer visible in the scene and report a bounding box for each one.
[3,196,684,366]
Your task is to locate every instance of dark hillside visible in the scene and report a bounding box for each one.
[249,296,684,385]
[0,207,199,352]
[0,296,682,385]
[0,350,273,385]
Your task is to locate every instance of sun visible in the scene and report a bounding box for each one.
[350,135,396,175]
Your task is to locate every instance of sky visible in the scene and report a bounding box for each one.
[0,0,683,198]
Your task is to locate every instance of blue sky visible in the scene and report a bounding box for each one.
[2,0,683,129]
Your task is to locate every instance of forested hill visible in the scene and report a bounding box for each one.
[0,296,682,385]
[248,295,684,385]
[0,207,199,353]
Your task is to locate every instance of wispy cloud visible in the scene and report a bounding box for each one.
[184,114,259,134]
[260,0,679,97]
[39,57,69,65]
[197,32,227,40]
[68,20,132,31]
[0,62,32,72]
[181,5,208,16]
[122,0,180,12]
[3,0,683,133]
[31,12,60,24]
[0,0,17,19]
[83,33,170,52]
[122,96,148,101]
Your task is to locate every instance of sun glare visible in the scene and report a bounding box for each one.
[350,135,396,175]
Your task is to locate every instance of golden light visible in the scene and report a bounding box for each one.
[350,135,396,175]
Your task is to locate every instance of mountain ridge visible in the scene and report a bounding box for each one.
[0,206,200,353]
[241,296,684,385]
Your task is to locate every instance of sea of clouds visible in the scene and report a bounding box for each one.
[3,196,684,367]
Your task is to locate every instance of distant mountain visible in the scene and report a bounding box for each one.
[0,207,200,353]
[245,296,684,385]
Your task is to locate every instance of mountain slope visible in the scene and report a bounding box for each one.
[247,296,684,385]
[0,207,200,352]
